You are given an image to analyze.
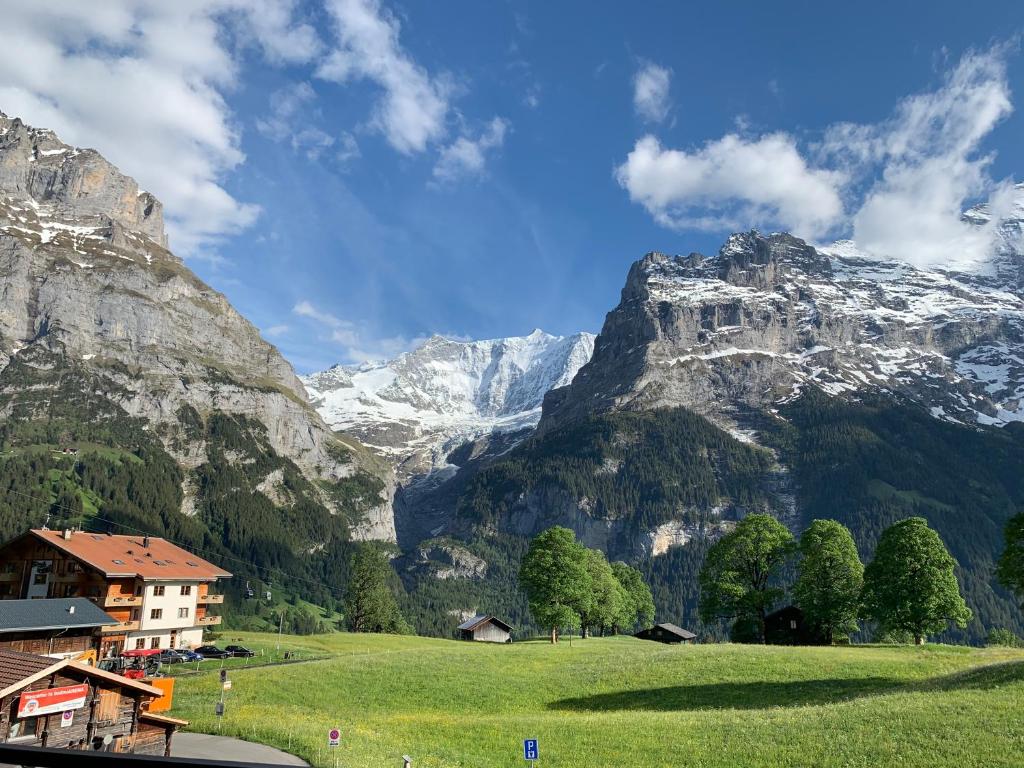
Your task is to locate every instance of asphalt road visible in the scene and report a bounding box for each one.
[172,733,308,765]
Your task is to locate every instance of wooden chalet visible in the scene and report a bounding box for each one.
[457,615,513,643]
[0,648,186,754]
[634,623,697,644]
[0,598,117,661]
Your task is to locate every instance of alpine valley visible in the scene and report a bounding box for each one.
[2,113,1023,642]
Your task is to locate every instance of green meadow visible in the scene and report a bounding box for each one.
[171,632,1024,768]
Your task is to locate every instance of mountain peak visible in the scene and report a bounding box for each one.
[0,112,167,248]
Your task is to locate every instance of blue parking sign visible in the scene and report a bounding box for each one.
[524,739,539,761]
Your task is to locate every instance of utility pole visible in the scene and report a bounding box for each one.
[277,610,285,653]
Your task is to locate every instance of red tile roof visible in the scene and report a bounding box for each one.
[28,529,231,581]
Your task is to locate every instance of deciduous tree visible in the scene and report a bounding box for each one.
[996,513,1024,605]
[519,527,591,643]
[794,519,863,644]
[699,514,795,643]
[861,517,971,645]
[610,561,655,634]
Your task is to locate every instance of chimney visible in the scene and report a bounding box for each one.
[143,536,150,549]
[62,529,73,541]
[68,605,75,615]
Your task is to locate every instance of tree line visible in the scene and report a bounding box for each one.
[518,527,655,642]
[699,514,973,645]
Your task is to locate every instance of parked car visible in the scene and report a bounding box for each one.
[195,645,231,659]
[180,650,204,662]
[153,649,186,664]
[225,645,255,658]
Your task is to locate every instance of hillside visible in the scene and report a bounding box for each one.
[0,113,394,613]
[401,224,1024,642]
[171,631,1024,768]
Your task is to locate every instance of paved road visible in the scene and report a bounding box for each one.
[173,733,308,765]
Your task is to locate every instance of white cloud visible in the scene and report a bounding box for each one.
[633,62,672,123]
[832,48,1013,267]
[618,46,1015,269]
[317,0,450,154]
[433,117,510,184]
[263,324,291,338]
[292,300,422,363]
[0,1,320,256]
[616,133,845,239]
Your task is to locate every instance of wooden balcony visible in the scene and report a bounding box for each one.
[100,620,140,634]
[196,615,222,626]
[102,594,143,608]
[197,593,224,604]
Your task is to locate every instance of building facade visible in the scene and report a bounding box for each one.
[0,598,116,662]
[0,530,231,656]
[0,648,184,754]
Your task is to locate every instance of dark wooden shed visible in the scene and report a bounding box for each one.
[457,615,513,643]
[764,605,827,645]
[634,623,697,644]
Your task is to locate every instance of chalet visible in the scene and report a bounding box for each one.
[0,529,231,656]
[0,648,186,754]
[764,606,827,645]
[634,623,697,644]
[457,615,513,643]
[0,598,117,661]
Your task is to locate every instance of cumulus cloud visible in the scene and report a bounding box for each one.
[292,300,423,362]
[832,48,1013,267]
[0,0,320,256]
[633,62,672,123]
[433,117,510,184]
[618,46,1016,269]
[317,0,450,154]
[616,133,845,239]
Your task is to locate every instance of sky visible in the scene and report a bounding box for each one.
[1,1,1023,372]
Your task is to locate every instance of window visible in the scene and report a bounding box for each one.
[180,585,192,596]
[33,573,46,585]
[178,607,189,619]
[150,609,163,620]
[149,637,161,649]
[135,638,145,650]
[7,714,39,741]
[153,585,165,596]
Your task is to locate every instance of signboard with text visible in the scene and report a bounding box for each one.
[523,739,539,761]
[18,684,89,718]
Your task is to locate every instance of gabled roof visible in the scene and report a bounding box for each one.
[457,614,513,633]
[636,622,697,640]
[19,529,231,580]
[0,649,163,699]
[0,598,117,633]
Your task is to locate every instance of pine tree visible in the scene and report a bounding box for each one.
[345,546,411,634]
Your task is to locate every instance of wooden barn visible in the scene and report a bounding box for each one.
[764,606,827,645]
[0,648,185,754]
[457,615,513,643]
[634,623,697,644]
[0,598,117,661]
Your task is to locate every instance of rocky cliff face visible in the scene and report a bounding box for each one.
[542,203,1024,438]
[0,113,395,541]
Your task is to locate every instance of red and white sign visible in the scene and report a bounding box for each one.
[17,684,89,718]
[328,728,341,747]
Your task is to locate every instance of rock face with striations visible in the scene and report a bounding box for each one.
[0,113,395,541]
[542,214,1024,437]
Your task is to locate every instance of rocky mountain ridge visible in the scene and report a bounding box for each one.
[0,112,394,541]
[303,329,595,476]
[542,192,1024,441]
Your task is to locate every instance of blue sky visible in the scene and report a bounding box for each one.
[2,1,1024,372]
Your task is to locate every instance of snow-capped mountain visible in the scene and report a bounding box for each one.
[542,187,1024,439]
[303,330,595,474]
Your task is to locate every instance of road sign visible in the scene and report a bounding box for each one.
[220,669,228,683]
[215,702,225,717]
[222,680,232,690]
[60,710,74,728]
[523,739,539,761]
[328,728,341,747]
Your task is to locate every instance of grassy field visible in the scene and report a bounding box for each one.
[170,632,1024,768]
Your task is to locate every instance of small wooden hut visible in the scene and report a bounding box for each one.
[457,615,513,643]
[634,623,697,644]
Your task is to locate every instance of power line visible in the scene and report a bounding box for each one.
[2,486,355,601]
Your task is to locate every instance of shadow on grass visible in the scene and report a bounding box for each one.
[549,660,1024,712]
